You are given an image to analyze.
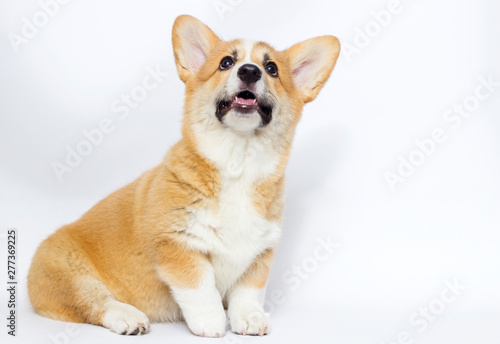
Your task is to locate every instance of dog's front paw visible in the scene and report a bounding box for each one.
[230,310,269,336]
[102,301,151,335]
[185,310,227,337]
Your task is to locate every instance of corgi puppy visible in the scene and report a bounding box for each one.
[28,15,340,337]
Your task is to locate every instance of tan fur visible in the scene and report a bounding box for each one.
[28,15,340,332]
[238,249,274,289]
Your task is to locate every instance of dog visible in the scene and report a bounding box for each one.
[28,15,340,337]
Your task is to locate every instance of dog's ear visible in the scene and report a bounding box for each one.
[285,36,340,103]
[172,15,220,83]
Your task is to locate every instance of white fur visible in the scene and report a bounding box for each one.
[242,39,255,63]
[227,285,269,335]
[178,129,281,335]
[169,268,226,337]
[102,300,150,335]
[188,128,282,295]
[223,109,262,132]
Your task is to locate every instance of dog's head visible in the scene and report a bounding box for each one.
[172,15,340,136]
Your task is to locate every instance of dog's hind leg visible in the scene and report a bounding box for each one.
[74,276,151,335]
[28,230,151,335]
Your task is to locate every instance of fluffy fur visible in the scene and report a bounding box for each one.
[28,15,340,337]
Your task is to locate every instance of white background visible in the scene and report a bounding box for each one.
[1,0,500,343]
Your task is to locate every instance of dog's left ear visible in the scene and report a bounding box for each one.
[285,36,341,103]
[172,15,220,83]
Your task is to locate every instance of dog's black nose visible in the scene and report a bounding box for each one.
[237,64,262,84]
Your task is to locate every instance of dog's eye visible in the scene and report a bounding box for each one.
[265,61,278,77]
[219,56,235,71]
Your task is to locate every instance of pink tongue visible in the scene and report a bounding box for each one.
[234,97,255,105]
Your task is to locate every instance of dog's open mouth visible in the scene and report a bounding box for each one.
[216,90,272,126]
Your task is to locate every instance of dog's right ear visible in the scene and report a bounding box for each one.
[172,15,220,83]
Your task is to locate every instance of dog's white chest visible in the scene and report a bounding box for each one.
[186,134,282,294]
[211,179,280,293]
